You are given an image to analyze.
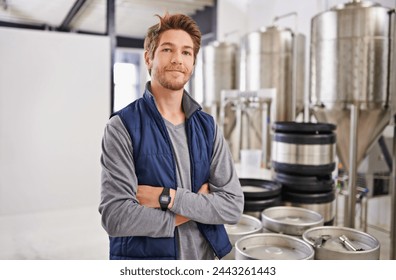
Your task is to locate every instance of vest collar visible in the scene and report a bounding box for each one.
[143,82,202,119]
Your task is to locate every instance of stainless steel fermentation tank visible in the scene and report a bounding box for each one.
[202,41,238,117]
[309,0,395,258]
[241,25,306,122]
[202,41,239,152]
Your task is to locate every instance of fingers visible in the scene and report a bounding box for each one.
[198,183,209,194]
[175,214,190,226]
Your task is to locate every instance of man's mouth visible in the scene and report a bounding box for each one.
[166,67,185,73]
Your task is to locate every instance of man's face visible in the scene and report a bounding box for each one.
[146,29,195,91]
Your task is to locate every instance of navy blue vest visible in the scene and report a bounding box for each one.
[109,90,231,259]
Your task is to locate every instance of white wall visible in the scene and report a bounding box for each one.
[0,28,110,215]
[217,0,249,43]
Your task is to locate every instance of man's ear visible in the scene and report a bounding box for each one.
[144,51,152,69]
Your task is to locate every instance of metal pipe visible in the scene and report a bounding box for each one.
[378,135,393,171]
[273,12,298,24]
[391,114,396,259]
[107,0,116,114]
[261,102,267,167]
[219,91,226,132]
[262,101,271,168]
[291,22,298,120]
[334,187,338,225]
[58,0,87,31]
[339,235,364,251]
[385,10,395,109]
[235,101,243,161]
[388,8,395,260]
[361,195,368,232]
[346,104,359,228]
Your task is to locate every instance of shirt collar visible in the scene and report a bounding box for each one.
[144,81,201,119]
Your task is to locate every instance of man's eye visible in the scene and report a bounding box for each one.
[162,48,171,52]
[183,51,192,56]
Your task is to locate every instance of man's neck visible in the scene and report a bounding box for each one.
[150,82,185,126]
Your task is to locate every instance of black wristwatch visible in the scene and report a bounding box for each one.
[159,187,171,211]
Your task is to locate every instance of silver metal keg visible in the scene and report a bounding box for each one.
[261,206,324,236]
[225,214,263,246]
[303,226,380,260]
[240,178,282,218]
[223,214,263,260]
[271,122,337,175]
[283,200,336,226]
[235,233,314,260]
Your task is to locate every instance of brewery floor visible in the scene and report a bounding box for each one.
[0,206,109,260]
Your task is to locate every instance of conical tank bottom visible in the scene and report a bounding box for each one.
[313,107,391,173]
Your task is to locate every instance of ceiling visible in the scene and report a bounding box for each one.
[0,0,215,38]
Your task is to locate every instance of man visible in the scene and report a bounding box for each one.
[99,13,244,260]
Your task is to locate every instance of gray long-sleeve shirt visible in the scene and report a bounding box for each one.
[99,91,244,259]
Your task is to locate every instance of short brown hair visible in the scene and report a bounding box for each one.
[144,13,201,63]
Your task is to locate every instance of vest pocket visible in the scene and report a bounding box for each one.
[110,236,177,260]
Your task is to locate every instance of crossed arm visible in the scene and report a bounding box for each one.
[136,183,209,226]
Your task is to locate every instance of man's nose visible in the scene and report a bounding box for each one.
[170,51,183,64]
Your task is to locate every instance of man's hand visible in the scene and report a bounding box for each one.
[175,215,190,226]
[198,183,209,194]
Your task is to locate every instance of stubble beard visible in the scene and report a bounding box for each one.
[153,67,192,91]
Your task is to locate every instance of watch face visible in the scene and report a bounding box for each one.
[160,195,170,204]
